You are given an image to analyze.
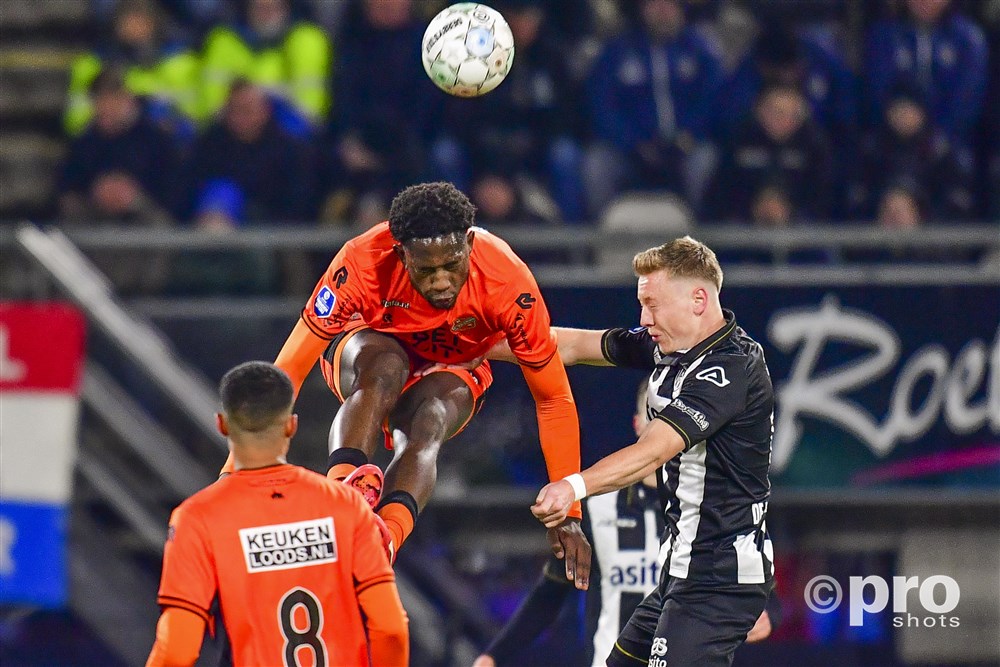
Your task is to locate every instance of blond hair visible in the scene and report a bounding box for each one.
[632,236,723,291]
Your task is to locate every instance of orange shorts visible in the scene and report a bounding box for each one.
[320,320,492,448]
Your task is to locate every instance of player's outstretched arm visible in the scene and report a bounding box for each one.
[486,327,612,366]
[533,419,685,528]
[551,327,613,366]
[520,354,592,589]
[145,607,205,667]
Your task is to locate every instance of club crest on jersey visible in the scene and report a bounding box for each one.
[451,316,477,332]
[314,286,336,318]
[239,517,338,572]
[695,365,730,387]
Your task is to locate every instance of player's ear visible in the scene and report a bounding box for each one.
[691,285,708,316]
[285,413,298,438]
[216,413,229,437]
[466,229,475,248]
[393,243,406,264]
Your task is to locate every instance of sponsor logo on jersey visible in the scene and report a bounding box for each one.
[382,299,410,309]
[451,316,477,332]
[609,557,660,588]
[314,286,336,318]
[651,636,668,657]
[515,292,536,309]
[333,266,348,288]
[239,517,337,573]
[694,365,730,387]
[670,397,709,431]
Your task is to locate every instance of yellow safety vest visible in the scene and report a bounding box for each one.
[199,22,331,122]
[64,49,200,135]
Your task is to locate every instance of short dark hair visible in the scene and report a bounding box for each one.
[219,361,293,432]
[388,182,476,244]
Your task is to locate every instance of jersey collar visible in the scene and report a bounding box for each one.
[674,309,737,367]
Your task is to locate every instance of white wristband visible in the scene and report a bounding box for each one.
[563,473,587,501]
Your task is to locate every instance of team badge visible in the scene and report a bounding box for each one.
[451,316,477,332]
[314,286,336,318]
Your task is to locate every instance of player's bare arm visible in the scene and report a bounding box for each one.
[532,419,685,528]
[550,327,614,366]
[486,327,613,366]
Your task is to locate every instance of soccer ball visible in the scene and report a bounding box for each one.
[421,3,515,97]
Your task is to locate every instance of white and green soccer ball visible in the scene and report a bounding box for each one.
[421,3,515,97]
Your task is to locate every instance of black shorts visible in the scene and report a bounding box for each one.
[606,574,772,667]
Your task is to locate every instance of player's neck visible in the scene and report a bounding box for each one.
[694,307,726,346]
[232,448,288,471]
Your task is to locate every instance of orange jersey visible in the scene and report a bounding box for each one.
[156,465,395,667]
[299,222,556,368]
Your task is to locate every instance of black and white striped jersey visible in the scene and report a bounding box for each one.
[600,310,775,585]
[581,483,664,667]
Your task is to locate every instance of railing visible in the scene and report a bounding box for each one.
[4,222,998,289]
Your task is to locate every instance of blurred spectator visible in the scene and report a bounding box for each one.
[850,81,974,221]
[864,0,988,159]
[716,22,857,151]
[57,68,178,293]
[65,0,199,137]
[471,174,559,227]
[877,181,925,229]
[705,83,834,224]
[199,0,331,129]
[186,80,314,222]
[89,0,233,37]
[58,67,181,223]
[319,0,438,224]
[433,0,586,222]
[582,0,724,217]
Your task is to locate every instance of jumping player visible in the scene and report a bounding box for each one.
[524,237,775,666]
[147,361,408,667]
[221,182,590,584]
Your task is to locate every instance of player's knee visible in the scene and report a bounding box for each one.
[411,396,450,435]
[360,353,409,394]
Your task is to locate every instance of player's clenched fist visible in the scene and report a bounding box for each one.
[531,480,575,528]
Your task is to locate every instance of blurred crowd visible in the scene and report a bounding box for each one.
[55,0,1000,237]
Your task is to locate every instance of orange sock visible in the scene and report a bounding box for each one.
[328,463,357,482]
[377,502,416,551]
